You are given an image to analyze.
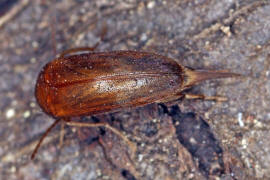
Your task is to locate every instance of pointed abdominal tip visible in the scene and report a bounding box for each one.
[183,68,241,88]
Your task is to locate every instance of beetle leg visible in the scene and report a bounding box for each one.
[59,46,98,58]
[65,122,136,158]
[59,24,107,58]
[31,118,62,160]
[156,94,184,103]
[184,94,228,101]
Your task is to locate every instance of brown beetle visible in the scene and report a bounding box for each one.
[32,50,239,159]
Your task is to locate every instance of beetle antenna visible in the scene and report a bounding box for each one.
[31,118,61,160]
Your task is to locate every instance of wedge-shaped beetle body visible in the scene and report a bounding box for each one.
[36,51,187,118]
[33,50,238,159]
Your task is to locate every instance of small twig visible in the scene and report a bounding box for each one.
[0,0,30,29]
[193,1,268,40]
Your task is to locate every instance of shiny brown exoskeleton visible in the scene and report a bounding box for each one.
[32,50,239,159]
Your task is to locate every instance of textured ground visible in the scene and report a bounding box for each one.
[0,0,270,179]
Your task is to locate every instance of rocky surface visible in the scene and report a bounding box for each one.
[0,0,269,179]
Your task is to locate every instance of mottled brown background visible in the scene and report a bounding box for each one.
[0,0,269,179]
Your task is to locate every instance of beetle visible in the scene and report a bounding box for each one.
[32,49,239,159]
